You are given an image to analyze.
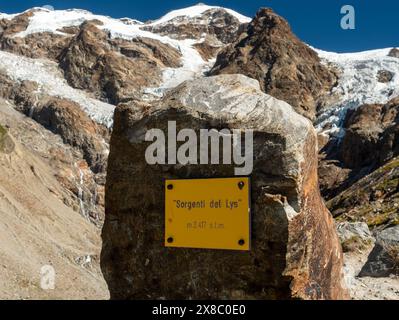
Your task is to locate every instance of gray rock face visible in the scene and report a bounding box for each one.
[101,74,348,300]
[360,226,399,277]
[336,222,374,253]
[337,222,374,243]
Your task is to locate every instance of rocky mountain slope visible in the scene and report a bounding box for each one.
[0,98,108,299]
[0,3,398,299]
[209,8,337,121]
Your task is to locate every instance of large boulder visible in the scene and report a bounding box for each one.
[101,74,347,300]
[209,8,337,121]
[360,226,399,277]
[336,222,374,253]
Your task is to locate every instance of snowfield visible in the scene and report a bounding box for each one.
[0,12,17,20]
[0,50,115,127]
[315,48,399,138]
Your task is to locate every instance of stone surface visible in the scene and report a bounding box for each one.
[337,222,374,243]
[101,74,347,300]
[209,8,337,120]
[360,226,399,277]
[336,222,375,253]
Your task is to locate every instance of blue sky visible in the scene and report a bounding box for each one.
[0,0,398,52]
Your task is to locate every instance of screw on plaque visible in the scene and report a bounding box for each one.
[238,239,245,246]
[238,181,245,190]
[167,184,174,190]
[167,237,174,244]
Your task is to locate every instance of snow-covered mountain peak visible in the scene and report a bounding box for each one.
[146,3,251,26]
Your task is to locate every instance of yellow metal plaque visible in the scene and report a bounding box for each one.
[165,178,250,251]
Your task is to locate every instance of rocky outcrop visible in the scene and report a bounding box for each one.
[388,48,399,58]
[360,226,399,277]
[0,11,70,60]
[209,8,336,120]
[58,22,181,104]
[101,74,347,300]
[0,72,109,174]
[340,98,399,170]
[1,32,69,60]
[0,123,14,154]
[321,97,399,228]
[0,11,32,36]
[27,97,109,174]
[377,70,394,83]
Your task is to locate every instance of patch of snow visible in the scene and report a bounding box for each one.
[314,47,399,138]
[0,50,115,127]
[0,12,17,20]
[15,8,108,37]
[147,3,251,26]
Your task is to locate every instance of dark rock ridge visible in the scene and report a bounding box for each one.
[209,8,337,121]
[101,74,347,300]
